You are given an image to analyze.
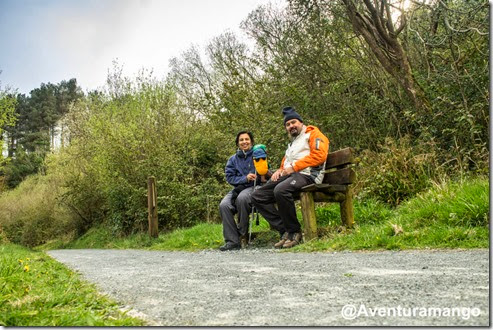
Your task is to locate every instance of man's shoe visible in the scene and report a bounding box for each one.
[219,243,240,251]
[282,232,303,249]
[274,232,289,249]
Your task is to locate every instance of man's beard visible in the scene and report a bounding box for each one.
[289,127,300,138]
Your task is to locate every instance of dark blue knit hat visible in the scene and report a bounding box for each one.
[282,106,303,125]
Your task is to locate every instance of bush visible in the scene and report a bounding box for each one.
[355,136,443,206]
[3,148,45,188]
[44,151,107,235]
[0,174,77,247]
[48,73,232,236]
[0,226,9,244]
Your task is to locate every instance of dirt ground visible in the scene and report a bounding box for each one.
[47,248,489,326]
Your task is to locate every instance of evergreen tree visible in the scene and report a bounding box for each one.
[2,79,83,188]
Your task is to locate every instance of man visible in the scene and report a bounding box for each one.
[251,106,329,248]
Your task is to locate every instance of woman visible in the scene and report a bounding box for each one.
[218,131,257,251]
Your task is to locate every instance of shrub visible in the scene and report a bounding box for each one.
[44,150,107,235]
[48,74,232,236]
[355,136,443,206]
[0,174,77,247]
[0,226,9,244]
[3,148,45,188]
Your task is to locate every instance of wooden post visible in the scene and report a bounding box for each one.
[206,195,210,223]
[300,192,317,241]
[340,186,354,228]
[147,176,158,238]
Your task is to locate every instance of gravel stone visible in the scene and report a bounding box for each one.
[47,248,489,326]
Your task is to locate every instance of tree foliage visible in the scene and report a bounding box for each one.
[51,69,231,234]
[2,79,83,188]
[0,77,18,163]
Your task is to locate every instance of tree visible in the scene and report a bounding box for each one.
[0,77,17,159]
[2,79,83,188]
[340,0,430,112]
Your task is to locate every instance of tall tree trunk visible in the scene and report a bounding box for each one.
[50,125,55,151]
[8,134,15,158]
[341,0,430,112]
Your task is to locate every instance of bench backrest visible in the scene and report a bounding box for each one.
[322,147,356,185]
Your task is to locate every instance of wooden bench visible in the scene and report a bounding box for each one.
[296,147,357,241]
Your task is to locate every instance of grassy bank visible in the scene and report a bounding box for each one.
[40,176,489,252]
[297,176,489,251]
[0,244,145,326]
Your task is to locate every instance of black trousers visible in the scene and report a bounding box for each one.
[251,172,314,234]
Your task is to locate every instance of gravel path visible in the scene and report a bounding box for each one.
[47,248,489,326]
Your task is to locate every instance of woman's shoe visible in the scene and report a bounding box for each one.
[219,243,240,251]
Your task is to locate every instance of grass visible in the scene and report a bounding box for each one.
[395,178,489,228]
[293,176,489,252]
[0,244,145,326]
[37,176,489,253]
[41,220,279,251]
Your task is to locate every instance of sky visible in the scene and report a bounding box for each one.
[0,0,273,95]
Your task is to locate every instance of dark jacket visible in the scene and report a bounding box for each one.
[225,149,256,205]
[225,149,255,187]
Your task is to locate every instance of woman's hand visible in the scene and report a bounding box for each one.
[247,173,257,182]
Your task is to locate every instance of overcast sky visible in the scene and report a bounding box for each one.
[0,0,273,95]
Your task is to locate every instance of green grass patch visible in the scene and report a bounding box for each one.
[46,176,489,252]
[146,219,277,251]
[293,176,489,252]
[0,244,145,326]
[395,177,489,228]
[150,223,224,250]
[53,219,278,251]
[59,223,223,251]
[295,224,488,252]
[61,226,156,250]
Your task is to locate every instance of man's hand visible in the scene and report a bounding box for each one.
[270,169,282,182]
[282,166,295,176]
[246,173,257,182]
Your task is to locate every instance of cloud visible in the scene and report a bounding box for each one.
[43,0,148,90]
[0,0,269,93]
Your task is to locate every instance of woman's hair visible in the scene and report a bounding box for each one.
[235,131,254,146]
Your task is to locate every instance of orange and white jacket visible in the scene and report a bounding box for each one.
[280,125,329,184]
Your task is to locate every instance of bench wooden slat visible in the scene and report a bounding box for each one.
[322,167,356,185]
[302,183,347,193]
[325,147,355,169]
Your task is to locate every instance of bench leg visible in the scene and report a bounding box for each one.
[300,192,317,241]
[340,187,354,228]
